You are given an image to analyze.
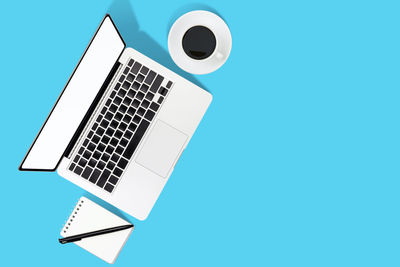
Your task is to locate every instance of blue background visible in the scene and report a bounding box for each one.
[1,0,399,266]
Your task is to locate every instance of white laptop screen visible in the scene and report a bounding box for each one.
[20,15,125,171]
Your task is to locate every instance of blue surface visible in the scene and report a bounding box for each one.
[1,0,400,266]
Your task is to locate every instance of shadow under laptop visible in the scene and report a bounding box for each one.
[108,0,210,93]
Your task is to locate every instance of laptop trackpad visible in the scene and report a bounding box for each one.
[135,120,187,178]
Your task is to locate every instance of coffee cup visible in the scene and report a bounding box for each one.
[168,10,232,74]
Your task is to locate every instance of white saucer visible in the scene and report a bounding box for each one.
[168,10,232,75]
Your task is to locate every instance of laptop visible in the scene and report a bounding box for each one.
[19,14,212,220]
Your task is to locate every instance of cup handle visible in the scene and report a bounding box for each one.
[216,51,224,60]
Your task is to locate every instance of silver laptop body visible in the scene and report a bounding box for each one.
[19,15,212,220]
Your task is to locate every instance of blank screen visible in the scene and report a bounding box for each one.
[20,16,125,170]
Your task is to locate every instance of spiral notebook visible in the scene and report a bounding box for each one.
[60,197,133,264]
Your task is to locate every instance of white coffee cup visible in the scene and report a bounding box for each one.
[168,10,232,75]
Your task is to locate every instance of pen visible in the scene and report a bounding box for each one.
[59,224,134,244]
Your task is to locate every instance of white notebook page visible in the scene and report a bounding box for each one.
[60,197,133,264]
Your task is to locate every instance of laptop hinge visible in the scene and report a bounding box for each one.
[63,60,122,159]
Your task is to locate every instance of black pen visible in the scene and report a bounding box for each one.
[59,224,134,244]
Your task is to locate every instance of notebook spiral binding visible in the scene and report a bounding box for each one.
[62,198,86,234]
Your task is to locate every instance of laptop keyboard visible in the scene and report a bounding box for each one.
[67,58,173,193]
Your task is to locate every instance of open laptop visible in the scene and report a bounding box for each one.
[19,14,212,220]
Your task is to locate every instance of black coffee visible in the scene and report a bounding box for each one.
[182,26,216,60]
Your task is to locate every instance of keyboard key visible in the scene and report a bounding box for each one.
[101,153,110,162]
[141,100,150,109]
[89,169,101,183]
[114,83,121,90]
[132,82,140,90]
[117,89,127,98]
[127,107,136,116]
[105,99,112,107]
[83,150,91,159]
[93,151,101,160]
[101,107,107,114]
[105,112,113,121]
[113,168,123,177]
[109,175,119,185]
[119,104,127,113]
[97,160,106,170]
[119,122,127,131]
[166,81,172,88]
[124,130,133,139]
[91,122,99,131]
[149,75,164,93]
[104,183,115,193]
[117,158,129,169]
[101,135,110,144]
[78,158,87,168]
[123,66,130,75]
[113,96,122,105]
[126,73,135,82]
[128,123,137,132]
[114,130,123,139]
[82,166,93,179]
[87,142,96,152]
[83,139,89,147]
[74,166,83,175]
[140,66,149,75]
[110,91,116,99]
[149,102,160,112]
[123,114,132,124]
[122,98,131,108]
[144,110,155,121]
[137,107,145,116]
[159,87,168,96]
[131,62,142,74]
[144,71,156,85]
[133,115,141,124]
[105,145,115,155]
[87,131,94,139]
[145,92,154,101]
[68,163,76,171]
[96,127,105,136]
[115,145,124,155]
[110,104,118,113]
[110,137,119,146]
[96,169,111,187]
[97,143,106,152]
[136,92,144,100]
[78,147,84,155]
[157,96,164,104]
[136,74,145,83]
[123,120,150,159]
[88,158,97,168]
[105,128,115,137]
[120,138,128,147]
[122,81,130,89]
[127,89,135,99]
[96,115,103,123]
[110,120,118,129]
[100,120,109,129]
[132,99,140,108]
[128,59,134,67]
[118,75,125,83]
[115,112,123,121]
[111,154,120,163]
[140,84,149,93]
[106,161,116,170]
